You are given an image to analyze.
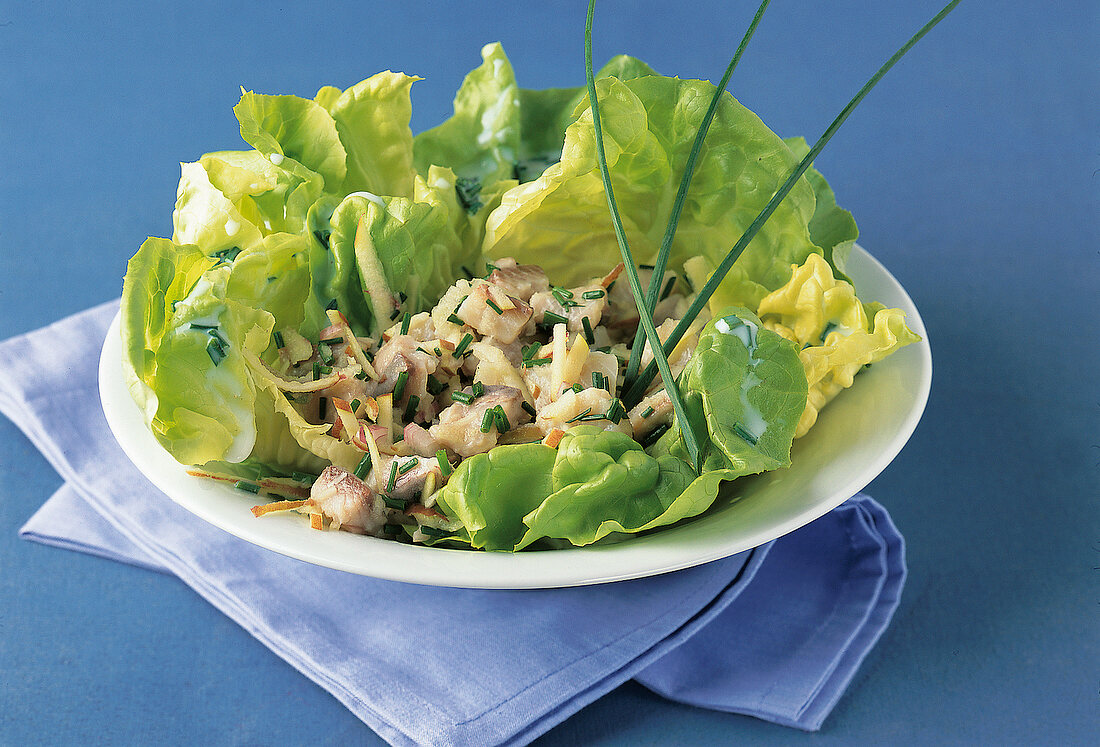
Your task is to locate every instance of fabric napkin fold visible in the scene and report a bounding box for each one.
[1,301,906,746]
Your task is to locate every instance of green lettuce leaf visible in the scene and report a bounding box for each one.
[317,71,420,198]
[326,192,470,335]
[234,90,347,193]
[484,75,822,308]
[655,307,807,476]
[784,136,858,279]
[413,42,521,187]
[434,443,558,551]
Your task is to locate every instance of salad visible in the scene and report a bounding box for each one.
[121,43,920,551]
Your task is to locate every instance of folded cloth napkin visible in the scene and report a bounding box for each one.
[2,301,906,746]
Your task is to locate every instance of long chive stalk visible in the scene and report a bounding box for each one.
[586,0,702,469]
[623,0,772,391]
[623,0,961,407]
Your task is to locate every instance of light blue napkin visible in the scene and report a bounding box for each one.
[1,301,906,746]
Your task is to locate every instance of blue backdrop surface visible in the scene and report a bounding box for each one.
[1,1,1097,744]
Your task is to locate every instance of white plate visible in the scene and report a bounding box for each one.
[100,244,930,589]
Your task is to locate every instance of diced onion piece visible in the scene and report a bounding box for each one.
[331,397,361,446]
[549,323,568,400]
[560,333,589,388]
[471,342,535,405]
[281,329,315,364]
[485,283,516,311]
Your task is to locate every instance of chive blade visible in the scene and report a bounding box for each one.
[622,0,772,391]
[623,0,962,405]
[585,1,702,469]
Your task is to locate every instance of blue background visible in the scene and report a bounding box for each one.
[1,0,1096,743]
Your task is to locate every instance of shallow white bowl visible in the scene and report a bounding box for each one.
[100,244,930,588]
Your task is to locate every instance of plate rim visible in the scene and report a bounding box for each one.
[99,244,931,589]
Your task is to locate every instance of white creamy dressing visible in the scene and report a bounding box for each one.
[224,217,240,236]
[269,152,285,166]
[176,280,256,463]
[346,190,387,208]
[715,315,767,443]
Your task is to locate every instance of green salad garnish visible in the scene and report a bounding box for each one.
[121,1,951,549]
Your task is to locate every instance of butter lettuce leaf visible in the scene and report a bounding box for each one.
[318,71,420,198]
[757,253,920,436]
[484,75,821,308]
[655,307,807,478]
[784,136,858,279]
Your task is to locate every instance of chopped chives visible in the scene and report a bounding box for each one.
[383,495,407,510]
[522,341,542,360]
[592,371,605,390]
[426,375,445,396]
[453,333,473,357]
[234,480,261,494]
[485,298,504,315]
[581,316,595,344]
[386,462,399,492]
[318,396,327,420]
[320,335,344,345]
[398,458,419,475]
[389,307,401,321]
[212,246,242,264]
[471,381,485,398]
[572,383,584,393]
[189,322,217,330]
[607,398,625,424]
[273,330,285,348]
[521,401,537,418]
[451,390,474,405]
[447,313,465,326]
[480,409,495,433]
[641,422,671,449]
[355,370,369,380]
[400,312,412,336]
[208,328,229,349]
[350,398,361,413]
[353,453,372,479]
[435,449,453,477]
[542,311,568,327]
[398,291,408,304]
[733,423,759,445]
[434,347,442,356]
[317,344,334,365]
[639,263,655,270]
[582,289,605,300]
[579,412,607,421]
[319,364,332,375]
[392,370,409,401]
[494,406,511,433]
[522,357,551,368]
[206,337,226,366]
[565,407,592,424]
[640,406,655,419]
[403,395,420,422]
[312,361,321,380]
